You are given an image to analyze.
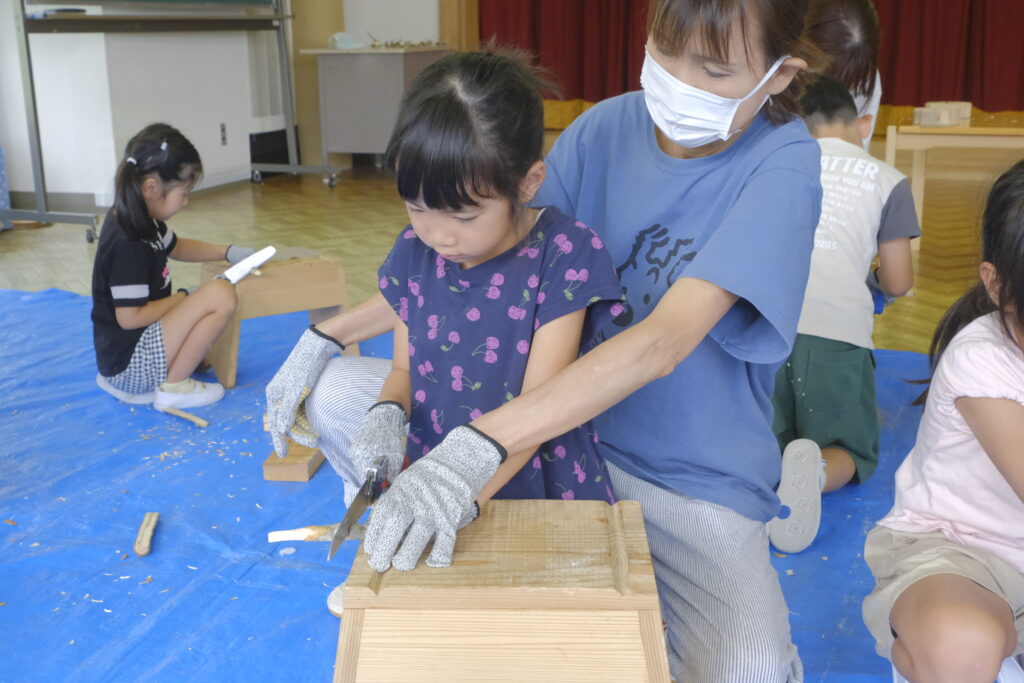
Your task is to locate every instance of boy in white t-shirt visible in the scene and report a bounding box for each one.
[769,74,920,553]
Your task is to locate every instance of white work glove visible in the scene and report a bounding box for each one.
[225,244,257,265]
[348,401,408,484]
[265,326,343,457]
[364,425,505,572]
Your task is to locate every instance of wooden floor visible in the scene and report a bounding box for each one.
[1,144,1021,354]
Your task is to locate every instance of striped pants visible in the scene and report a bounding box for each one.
[305,356,803,682]
[305,356,393,506]
[608,462,803,683]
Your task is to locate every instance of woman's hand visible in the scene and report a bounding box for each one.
[364,425,504,571]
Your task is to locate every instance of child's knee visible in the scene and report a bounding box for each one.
[901,608,1010,682]
[203,278,237,314]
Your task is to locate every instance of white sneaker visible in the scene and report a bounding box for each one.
[96,373,155,404]
[153,378,224,410]
[327,583,344,618]
[768,439,823,553]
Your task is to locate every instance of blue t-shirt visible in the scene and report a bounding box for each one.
[378,206,627,502]
[536,92,822,521]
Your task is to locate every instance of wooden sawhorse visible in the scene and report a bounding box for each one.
[199,253,356,389]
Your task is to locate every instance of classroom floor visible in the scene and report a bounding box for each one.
[1,142,1022,681]
[2,143,1022,353]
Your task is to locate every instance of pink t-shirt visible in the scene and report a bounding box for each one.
[880,312,1024,573]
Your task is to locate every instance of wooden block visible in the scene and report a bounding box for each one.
[263,443,325,482]
[133,512,159,557]
[335,499,670,682]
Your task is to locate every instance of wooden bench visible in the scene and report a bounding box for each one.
[199,251,356,389]
[335,499,670,682]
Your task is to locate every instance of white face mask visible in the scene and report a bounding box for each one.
[641,49,789,148]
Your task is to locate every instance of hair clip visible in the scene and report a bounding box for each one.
[160,141,168,151]
[126,156,138,166]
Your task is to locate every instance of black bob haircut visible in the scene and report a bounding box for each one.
[800,73,859,129]
[384,48,553,219]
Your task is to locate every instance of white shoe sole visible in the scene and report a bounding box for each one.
[327,584,344,618]
[768,439,822,553]
[153,383,225,410]
[96,374,155,404]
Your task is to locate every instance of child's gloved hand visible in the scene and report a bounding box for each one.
[265,326,343,457]
[866,267,896,314]
[364,425,504,572]
[225,244,257,264]
[349,401,408,483]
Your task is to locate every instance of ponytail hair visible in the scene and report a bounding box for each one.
[113,123,202,242]
[915,160,1024,404]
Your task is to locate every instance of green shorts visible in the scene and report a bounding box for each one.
[772,334,879,483]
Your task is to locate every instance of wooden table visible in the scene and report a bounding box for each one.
[884,125,1024,229]
[199,252,355,389]
[335,499,670,682]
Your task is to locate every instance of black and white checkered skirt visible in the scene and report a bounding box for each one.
[104,321,167,394]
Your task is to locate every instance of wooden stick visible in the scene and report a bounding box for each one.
[267,523,364,543]
[160,406,209,428]
[134,512,159,557]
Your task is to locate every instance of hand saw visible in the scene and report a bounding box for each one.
[327,459,383,560]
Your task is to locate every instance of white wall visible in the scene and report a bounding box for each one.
[0,0,116,199]
[105,32,254,194]
[343,0,439,44]
[0,0,285,206]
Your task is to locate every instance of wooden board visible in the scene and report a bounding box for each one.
[336,499,670,682]
[343,499,657,611]
[262,443,324,482]
[347,609,654,682]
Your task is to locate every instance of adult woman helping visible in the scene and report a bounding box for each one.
[267,1,822,680]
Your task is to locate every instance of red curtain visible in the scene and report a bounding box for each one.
[478,0,647,102]
[966,0,1024,112]
[480,0,1024,112]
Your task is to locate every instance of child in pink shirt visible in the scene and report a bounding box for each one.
[862,161,1024,683]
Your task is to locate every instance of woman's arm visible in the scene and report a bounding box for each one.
[114,292,187,330]
[378,317,412,414]
[955,396,1024,503]
[473,276,738,455]
[476,308,586,504]
[168,238,230,262]
[314,292,395,348]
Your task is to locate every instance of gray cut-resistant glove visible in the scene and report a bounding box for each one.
[225,244,257,265]
[364,425,506,572]
[265,326,343,457]
[351,401,408,483]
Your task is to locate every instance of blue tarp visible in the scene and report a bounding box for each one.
[0,288,926,681]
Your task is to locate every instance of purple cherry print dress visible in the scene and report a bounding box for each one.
[378,205,629,501]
